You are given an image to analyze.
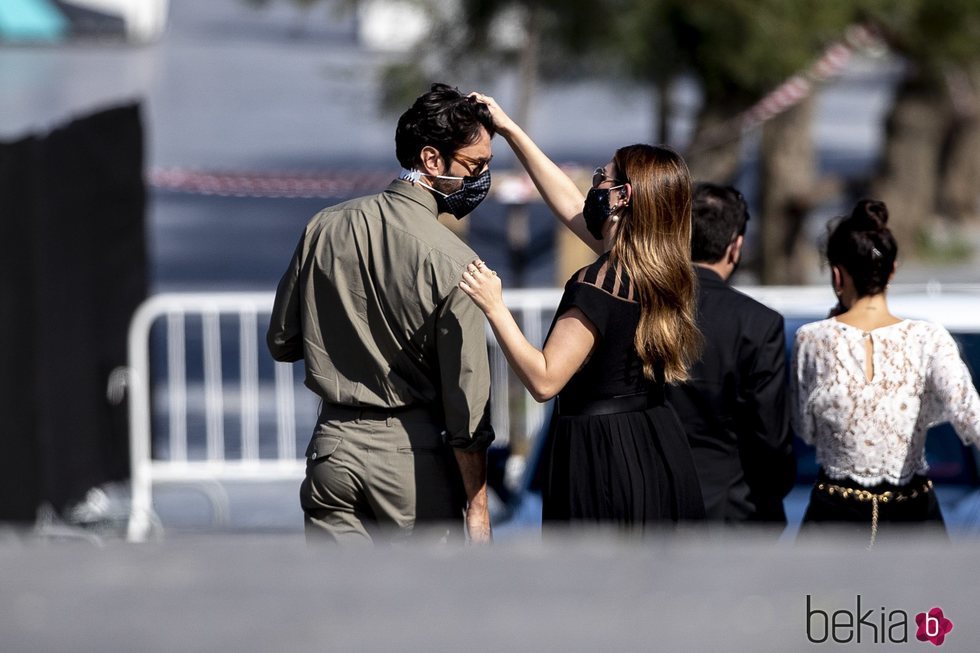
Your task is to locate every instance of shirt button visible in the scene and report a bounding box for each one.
[311,452,318,460]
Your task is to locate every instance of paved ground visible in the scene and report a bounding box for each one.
[2,530,978,652]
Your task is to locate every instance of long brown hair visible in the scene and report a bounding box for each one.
[610,144,700,383]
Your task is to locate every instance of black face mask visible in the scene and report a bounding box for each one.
[436,168,491,219]
[400,167,492,219]
[583,185,625,240]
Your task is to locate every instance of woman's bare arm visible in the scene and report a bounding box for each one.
[471,93,602,255]
[459,260,596,401]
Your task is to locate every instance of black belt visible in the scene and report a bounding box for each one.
[558,390,663,417]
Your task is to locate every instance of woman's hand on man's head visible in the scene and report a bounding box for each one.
[468,92,516,136]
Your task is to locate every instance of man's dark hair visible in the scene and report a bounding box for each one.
[690,182,750,263]
[395,83,495,170]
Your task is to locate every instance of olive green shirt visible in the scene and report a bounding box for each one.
[267,180,494,451]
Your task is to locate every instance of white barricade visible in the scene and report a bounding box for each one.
[126,283,980,541]
[125,289,561,541]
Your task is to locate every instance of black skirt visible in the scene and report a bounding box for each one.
[542,402,705,529]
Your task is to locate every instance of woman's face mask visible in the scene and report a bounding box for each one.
[583,185,625,240]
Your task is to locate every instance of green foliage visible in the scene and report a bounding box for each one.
[615,0,860,104]
[866,0,980,69]
[456,0,611,50]
[377,1,886,119]
[447,0,618,75]
[244,0,980,139]
[375,0,620,115]
[379,62,432,115]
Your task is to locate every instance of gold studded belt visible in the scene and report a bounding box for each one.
[815,478,933,548]
[815,479,933,503]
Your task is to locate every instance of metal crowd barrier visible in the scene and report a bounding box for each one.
[125,283,980,541]
[125,289,562,542]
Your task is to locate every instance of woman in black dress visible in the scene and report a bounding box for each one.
[459,94,705,528]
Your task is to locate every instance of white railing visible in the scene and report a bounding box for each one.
[126,283,980,541]
[125,289,561,541]
[740,283,980,331]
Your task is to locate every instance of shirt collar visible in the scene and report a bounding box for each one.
[386,178,439,217]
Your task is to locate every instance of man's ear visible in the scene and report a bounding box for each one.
[419,146,444,177]
[728,235,744,264]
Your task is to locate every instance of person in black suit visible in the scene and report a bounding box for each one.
[665,183,795,526]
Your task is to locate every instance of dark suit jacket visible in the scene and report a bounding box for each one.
[666,267,795,523]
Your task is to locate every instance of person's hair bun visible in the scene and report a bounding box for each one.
[850,199,888,229]
[826,198,896,297]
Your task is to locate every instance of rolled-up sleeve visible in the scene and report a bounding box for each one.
[435,286,495,451]
[267,236,305,362]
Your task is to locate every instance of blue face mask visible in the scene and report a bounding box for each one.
[400,168,492,219]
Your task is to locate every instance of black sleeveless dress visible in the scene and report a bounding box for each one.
[542,254,705,527]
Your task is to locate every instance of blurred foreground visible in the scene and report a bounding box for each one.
[1,529,976,652]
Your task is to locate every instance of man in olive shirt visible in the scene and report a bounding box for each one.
[268,84,496,544]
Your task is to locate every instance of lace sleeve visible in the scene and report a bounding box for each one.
[926,327,980,446]
[790,327,816,444]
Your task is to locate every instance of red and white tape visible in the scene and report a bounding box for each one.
[149,167,554,201]
[740,24,885,130]
[149,167,395,198]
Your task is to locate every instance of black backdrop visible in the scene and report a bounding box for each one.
[0,103,146,520]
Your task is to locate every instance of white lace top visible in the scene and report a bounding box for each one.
[791,318,980,486]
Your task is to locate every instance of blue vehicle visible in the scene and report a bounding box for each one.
[491,284,980,539]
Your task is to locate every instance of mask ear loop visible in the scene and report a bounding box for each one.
[401,167,467,183]
[400,167,454,199]
[399,168,422,183]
